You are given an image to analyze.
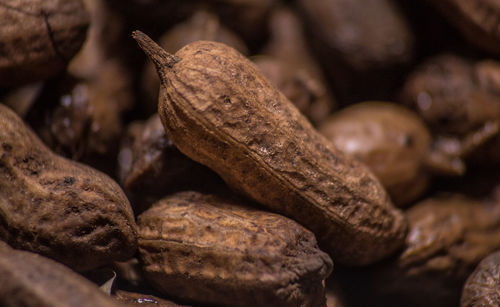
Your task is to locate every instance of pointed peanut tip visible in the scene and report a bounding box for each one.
[132,30,181,72]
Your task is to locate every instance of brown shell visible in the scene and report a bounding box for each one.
[296,0,414,71]
[108,0,277,48]
[427,0,500,54]
[319,101,431,206]
[296,0,414,104]
[461,250,500,307]
[401,54,500,136]
[261,6,335,125]
[354,194,500,307]
[137,191,333,307]
[0,104,137,271]
[114,290,189,307]
[26,58,133,174]
[133,31,407,265]
[253,55,332,126]
[118,114,223,214]
[0,0,89,87]
[141,10,248,115]
[0,243,122,307]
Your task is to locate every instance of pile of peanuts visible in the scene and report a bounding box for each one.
[1,0,500,306]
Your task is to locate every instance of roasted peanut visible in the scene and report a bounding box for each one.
[133,31,407,265]
[141,10,248,115]
[0,104,137,271]
[0,242,122,307]
[137,191,333,307]
[427,0,500,54]
[0,0,89,87]
[341,194,500,307]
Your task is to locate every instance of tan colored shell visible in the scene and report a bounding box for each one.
[0,242,122,307]
[0,104,137,271]
[0,0,89,87]
[133,31,407,265]
[137,191,333,307]
[319,101,431,206]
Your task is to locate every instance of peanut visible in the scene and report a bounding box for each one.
[0,104,137,271]
[133,31,407,265]
[0,0,89,87]
[137,191,333,307]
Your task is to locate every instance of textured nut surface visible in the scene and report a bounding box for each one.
[0,0,89,87]
[319,101,431,206]
[461,250,500,307]
[0,104,137,271]
[133,32,407,265]
[137,191,333,307]
[0,242,122,307]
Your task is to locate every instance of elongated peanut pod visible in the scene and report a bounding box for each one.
[133,30,407,265]
[0,104,137,271]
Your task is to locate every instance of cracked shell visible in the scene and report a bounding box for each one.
[0,0,89,87]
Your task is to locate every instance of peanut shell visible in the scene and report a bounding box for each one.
[427,0,500,54]
[114,290,190,307]
[133,31,407,265]
[0,0,89,87]
[118,114,223,214]
[141,10,248,116]
[342,194,500,307]
[319,101,431,206]
[0,104,137,271]
[260,6,336,125]
[296,0,414,104]
[0,242,122,307]
[461,250,500,307]
[137,191,333,307]
[401,54,500,136]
